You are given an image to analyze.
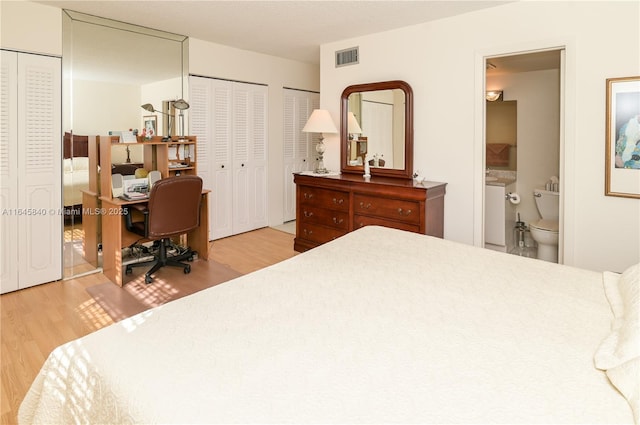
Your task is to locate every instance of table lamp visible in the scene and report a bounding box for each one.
[302,109,337,174]
[347,111,362,140]
[141,99,190,142]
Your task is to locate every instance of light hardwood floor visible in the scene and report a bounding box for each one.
[0,227,296,425]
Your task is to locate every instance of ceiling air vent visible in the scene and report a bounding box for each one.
[336,47,359,68]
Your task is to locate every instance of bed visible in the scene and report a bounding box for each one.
[62,156,90,207]
[18,226,638,424]
[62,132,90,212]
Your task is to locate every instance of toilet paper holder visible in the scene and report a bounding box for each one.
[505,192,521,204]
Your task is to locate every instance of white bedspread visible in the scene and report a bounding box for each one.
[63,157,90,207]
[19,226,633,424]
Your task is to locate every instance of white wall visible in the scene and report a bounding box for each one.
[0,1,61,55]
[72,80,141,135]
[141,77,184,137]
[189,38,320,227]
[321,1,640,272]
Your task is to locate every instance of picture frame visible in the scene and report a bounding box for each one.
[142,115,157,139]
[605,76,640,199]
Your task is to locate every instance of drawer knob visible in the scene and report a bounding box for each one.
[398,208,412,216]
[332,217,343,224]
[357,222,365,228]
[303,211,314,218]
[303,229,313,236]
[304,193,314,200]
[359,202,371,209]
[332,198,344,205]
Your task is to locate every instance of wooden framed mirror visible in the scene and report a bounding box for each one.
[340,80,413,179]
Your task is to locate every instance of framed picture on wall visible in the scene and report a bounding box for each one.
[605,76,640,199]
[142,115,157,139]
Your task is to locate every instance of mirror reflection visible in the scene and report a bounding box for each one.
[341,80,413,180]
[486,100,517,171]
[62,10,187,279]
[346,89,405,169]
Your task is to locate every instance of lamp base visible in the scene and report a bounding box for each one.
[315,155,329,174]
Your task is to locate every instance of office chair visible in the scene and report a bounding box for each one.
[124,175,203,284]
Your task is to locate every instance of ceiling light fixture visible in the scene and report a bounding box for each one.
[486,90,503,102]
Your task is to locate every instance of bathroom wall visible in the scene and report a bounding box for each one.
[488,69,561,228]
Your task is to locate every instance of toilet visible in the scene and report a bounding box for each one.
[530,188,559,262]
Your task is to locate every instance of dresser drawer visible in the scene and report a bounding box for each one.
[298,186,349,212]
[297,222,347,245]
[354,215,420,233]
[299,206,349,230]
[353,194,420,224]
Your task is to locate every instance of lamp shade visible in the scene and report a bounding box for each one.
[302,109,337,134]
[347,112,363,134]
[141,103,156,112]
[173,99,190,110]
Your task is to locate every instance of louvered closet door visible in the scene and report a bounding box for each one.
[232,82,268,234]
[282,89,318,222]
[190,76,268,239]
[17,53,62,288]
[0,51,19,292]
[188,77,212,239]
[0,51,61,293]
[190,76,234,240]
[210,79,234,239]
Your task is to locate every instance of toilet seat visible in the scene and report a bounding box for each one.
[530,219,558,233]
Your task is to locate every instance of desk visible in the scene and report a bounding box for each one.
[81,189,100,267]
[100,191,210,286]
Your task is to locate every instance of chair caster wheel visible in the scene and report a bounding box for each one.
[145,275,153,284]
[188,256,194,262]
[125,266,132,275]
[184,265,191,274]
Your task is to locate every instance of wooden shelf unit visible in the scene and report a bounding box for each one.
[99,135,198,198]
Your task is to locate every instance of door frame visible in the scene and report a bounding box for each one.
[473,38,575,265]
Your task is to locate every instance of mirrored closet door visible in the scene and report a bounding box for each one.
[62,10,188,278]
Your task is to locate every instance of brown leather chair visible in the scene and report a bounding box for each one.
[125,175,203,284]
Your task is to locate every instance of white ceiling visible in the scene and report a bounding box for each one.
[37,0,512,65]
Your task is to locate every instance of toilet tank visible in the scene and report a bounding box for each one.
[533,188,559,220]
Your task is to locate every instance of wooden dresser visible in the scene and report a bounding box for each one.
[294,173,446,252]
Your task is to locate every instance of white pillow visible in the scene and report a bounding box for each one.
[63,158,73,173]
[72,156,90,171]
[595,263,640,424]
[606,357,639,424]
[595,262,639,368]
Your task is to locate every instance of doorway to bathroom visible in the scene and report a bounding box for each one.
[483,49,564,263]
